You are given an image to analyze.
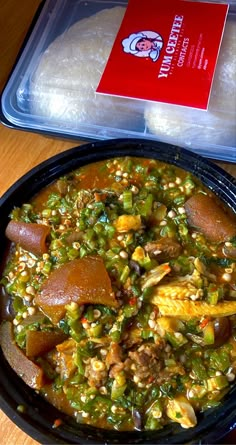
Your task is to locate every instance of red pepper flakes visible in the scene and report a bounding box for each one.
[199,317,210,330]
[52,418,63,429]
[148,376,155,383]
[129,297,137,306]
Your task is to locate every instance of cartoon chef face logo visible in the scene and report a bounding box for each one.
[122,30,163,62]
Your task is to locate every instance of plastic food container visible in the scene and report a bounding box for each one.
[0,139,236,445]
[0,0,236,162]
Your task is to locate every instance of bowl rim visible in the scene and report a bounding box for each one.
[1,138,235,209]
[0,137,236,445]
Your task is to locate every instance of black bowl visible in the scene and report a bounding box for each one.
[0,138,236,445]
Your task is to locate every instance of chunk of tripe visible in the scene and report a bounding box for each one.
[184,193,236,243]
[0,321,44,390]
[26,330,67,357]
[5,220,50,256]
[35,255,117,324]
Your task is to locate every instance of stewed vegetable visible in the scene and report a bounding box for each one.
[0,156,236,432]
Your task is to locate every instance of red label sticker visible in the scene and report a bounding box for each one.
[96,0,229,109]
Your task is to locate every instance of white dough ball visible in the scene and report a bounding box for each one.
[144,20,236,149]
[30,7,142,130]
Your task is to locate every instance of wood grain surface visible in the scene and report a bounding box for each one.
[0,1,235,445]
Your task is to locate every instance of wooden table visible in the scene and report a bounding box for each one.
[0,1,235,445]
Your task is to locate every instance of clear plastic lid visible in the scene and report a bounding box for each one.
[1,0,236,161]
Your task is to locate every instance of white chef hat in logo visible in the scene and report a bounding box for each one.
[122,32,146,54]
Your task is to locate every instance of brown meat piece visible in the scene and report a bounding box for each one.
[109,362,124,379]
[184,193,236,243]
[124,343,164,383]
[144,237,181,260]
[35,255,118,323]
[105,342,123,368]
[0,321,44,389]
[5,220,50,256]
[26,330,67,357]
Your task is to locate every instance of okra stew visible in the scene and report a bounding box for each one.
[1,156,236,433]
